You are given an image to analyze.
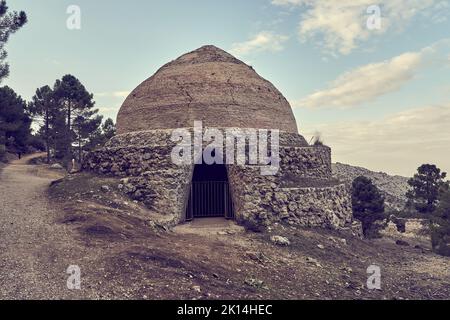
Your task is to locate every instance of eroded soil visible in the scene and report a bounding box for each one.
[0,155,448,300]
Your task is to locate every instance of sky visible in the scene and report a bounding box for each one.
[3,0,450,177]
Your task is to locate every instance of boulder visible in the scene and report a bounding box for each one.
[49,163,64,170]
[270,235,290,246]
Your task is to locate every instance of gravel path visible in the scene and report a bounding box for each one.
[0,154,78,299]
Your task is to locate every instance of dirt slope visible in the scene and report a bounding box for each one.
[0,156,448,300]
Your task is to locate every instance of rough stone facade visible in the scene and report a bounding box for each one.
[83,45,359,233]
[84,129,356,231]
[381,219,428,240]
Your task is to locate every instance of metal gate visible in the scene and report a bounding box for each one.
[185,181,234,220]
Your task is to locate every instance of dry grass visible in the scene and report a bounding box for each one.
[44,171,450,300]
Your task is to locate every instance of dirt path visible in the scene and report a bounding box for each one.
[0,154,78,299]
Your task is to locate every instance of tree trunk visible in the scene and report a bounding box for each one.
[45,106,50,164]
[78,122,82,163]
[67,101,71,157]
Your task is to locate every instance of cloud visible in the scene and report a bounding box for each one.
[272,0,447,55]
[98,106,118,112]
[229,31,289,57]
[95,91,130,98]
[294,39,450,109]
[98,106,120,121]
[302,103,450,176]
[272,0,304,5]
[112,91,130,98]
[295,51,423,109]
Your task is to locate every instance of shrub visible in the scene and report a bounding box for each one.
[27,135,45,152]
[352,176,386,238]
[0,144,6,162]
[430,224,450,257]
[406,164,447,214]
[313,138,324,147]
[429,188,450,256]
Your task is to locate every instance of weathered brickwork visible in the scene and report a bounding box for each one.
[83,45,360,234]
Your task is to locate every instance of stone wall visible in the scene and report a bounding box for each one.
[279,146,331,179]
[381,219,428,240]
[227,165,352,231]
[83,129,355,232]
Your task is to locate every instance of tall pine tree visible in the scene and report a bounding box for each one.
[29,85,59,163]
[73,108,102,162]
[407,164,447,214]
[30,76,102,163]
[0,1,27,82]
[53,74,96,161]
[352,176,386,237]
[0,86,31,158]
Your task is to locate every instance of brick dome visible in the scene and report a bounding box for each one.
[117,45,299,135]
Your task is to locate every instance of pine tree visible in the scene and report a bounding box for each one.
[72,108,102,162]
[406,164,447,214]
[83,117,116,151]
[29,85,58,163]
[0,86,31,158]
[102,118,116,140]
[53,75,95,161]
[0,1,27,82]
[352,176,385,237]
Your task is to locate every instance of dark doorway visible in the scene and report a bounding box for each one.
[185,164,234,220]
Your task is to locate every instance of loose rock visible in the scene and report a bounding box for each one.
[270,235,290,246]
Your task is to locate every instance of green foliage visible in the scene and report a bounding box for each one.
[29,85,59,162]
[406,164,447,214]
[310,135,325,147]
[0,86,31,155]
[102,118,116,140]
[30,75,101,162]
[27,134,45,152]
[52,74,95,159]
[351,176,386,237]
[434,185,450,221]
[429,187,450,256]
[84,117,116,151]
[72,109,103,161]
[0,1,27,82]
[430,224,450,257]
[313,139,323,147]
[0,143,6,162]
[391,180,450,256]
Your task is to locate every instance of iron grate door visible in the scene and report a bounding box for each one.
[186,181,234,220]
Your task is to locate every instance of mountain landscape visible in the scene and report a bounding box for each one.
[333,163,409,211]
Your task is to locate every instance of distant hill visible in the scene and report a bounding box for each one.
[332,163,409,211]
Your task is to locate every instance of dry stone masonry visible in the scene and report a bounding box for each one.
[84,45,360,233]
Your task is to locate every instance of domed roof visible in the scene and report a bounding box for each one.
[117,45,299,135]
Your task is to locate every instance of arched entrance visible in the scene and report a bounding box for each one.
[185,164,234,221]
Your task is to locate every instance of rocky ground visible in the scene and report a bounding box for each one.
[0,155,448,300]
[332,163,409,211]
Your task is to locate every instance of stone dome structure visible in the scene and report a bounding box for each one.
[84,45,360,235]
[117,45,299,135]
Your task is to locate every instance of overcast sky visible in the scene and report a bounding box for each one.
[3,0,450,177]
